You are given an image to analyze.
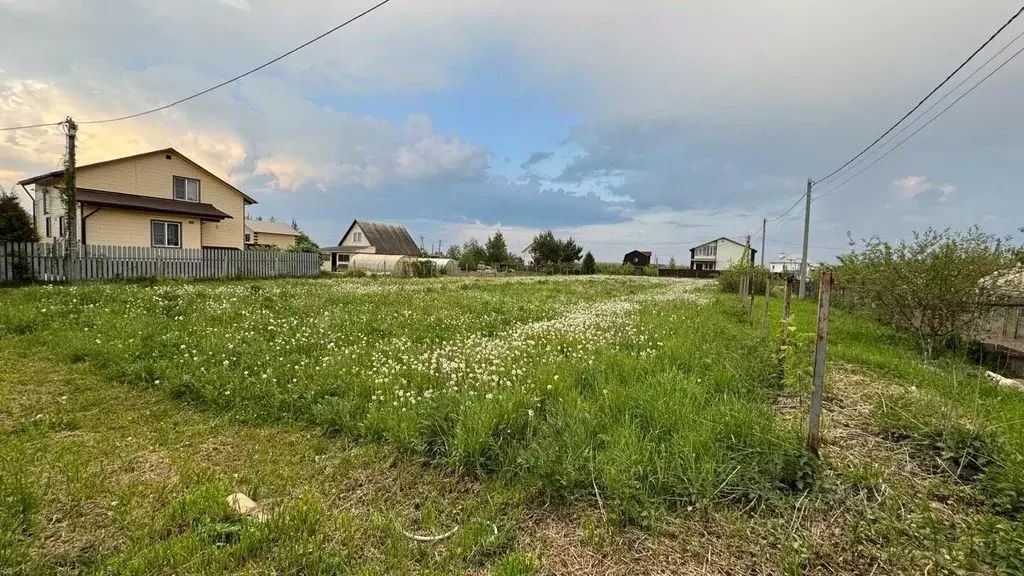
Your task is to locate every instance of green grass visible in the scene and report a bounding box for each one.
[0,277,805,523]
[4,276,1024,573]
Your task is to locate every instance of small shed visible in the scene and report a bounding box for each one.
[350,254,415,276]
[421,258,459,275]
[623,250,652,267]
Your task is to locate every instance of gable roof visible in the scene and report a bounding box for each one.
[689,237,755,253]
[245,219,300,236]
[18,148,257,205]
[339,219,420,256]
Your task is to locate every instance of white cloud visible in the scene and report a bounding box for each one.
[892,176,956,201]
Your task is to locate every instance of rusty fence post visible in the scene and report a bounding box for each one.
[807,269,834,456]
[763,273,771,328]
[776,278,794,383]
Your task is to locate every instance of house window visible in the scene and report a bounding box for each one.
[353,232,363,243]
[245,232,252,243]
[151,221,182,248]
[58,216,66,237]
[43,190,49,214]
[45,217,52,238]
[695,244,717,258]
[173,177,200,202]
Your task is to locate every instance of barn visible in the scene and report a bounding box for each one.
[623,250,652,267]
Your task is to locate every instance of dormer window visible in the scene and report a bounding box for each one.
[173,176,200,202]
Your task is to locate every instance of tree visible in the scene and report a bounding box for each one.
[529,230,561,266]
[834,226,1018,358]
[459,238,487,270]
[446,244,463,261]
[485,231,511,265]
[582,251,596,274]
[668,256,677,269]
[559,237,583,263]
[0,189,37,244]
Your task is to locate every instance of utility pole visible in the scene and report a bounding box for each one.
[419,235,425,253]
[438,239,444,255]
[64,117,78,282]
[760,217,766,268]
[798,178,812,298]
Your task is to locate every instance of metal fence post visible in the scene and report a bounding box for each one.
[807,269,834,456]
[763,273,771,328]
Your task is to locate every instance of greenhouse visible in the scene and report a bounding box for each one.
[421,258,459,275]
[350,254,416,276]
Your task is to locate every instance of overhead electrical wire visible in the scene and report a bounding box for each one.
[0,0,395,131]
[813,4,1024,187]
[814,39,1024,201]
[817,26,1024,193]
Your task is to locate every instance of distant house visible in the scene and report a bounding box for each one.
[19,148,255,250]
[521,242,535,266]
[320,219,420,272]
[624,250,652,267]
[688,238,755,271]
[769,253,813,275]
[244,219,300,249]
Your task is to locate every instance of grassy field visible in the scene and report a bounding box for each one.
[2,275,1023,574]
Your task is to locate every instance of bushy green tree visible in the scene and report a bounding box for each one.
[835,226,1019,357]
[668,256,677,269]
[485,231,511,265]
[582,251,596,274]
[445,244,463,261]
[529,230,561,266]
[459,238,487,270]
[287,220,321,253]
[0,190,37,243]
[559,237,583,264]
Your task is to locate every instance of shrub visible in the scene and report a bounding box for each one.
[833,227,1018,357]
[716,262,770,295]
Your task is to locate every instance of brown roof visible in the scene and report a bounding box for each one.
[338,220,420,256]
[17,148,257,204]
[77,188,232,221]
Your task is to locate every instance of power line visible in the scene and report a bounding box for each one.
[0,121,64,133]
[820,26,1024,191]
[0,0,395,131]
[814,39,1024,201]
[766,194,805,223]
[813,4,1024,187]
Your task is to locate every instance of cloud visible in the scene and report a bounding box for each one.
[520,151,553,170]
[213,0,251,11]
[892,176,955,201]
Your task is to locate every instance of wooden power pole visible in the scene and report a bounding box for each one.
[798,178,812,298]
[807,269,834,456]
[64,117,79,282]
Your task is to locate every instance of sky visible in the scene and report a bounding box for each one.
[1,0,1023,263]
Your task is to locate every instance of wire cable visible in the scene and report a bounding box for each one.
[0,121,64,133]
[822,26,1024,188]
[814,39,1024,201]
[0,0,395,131]
[813,4,1024,186]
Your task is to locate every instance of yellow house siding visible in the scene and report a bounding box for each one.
[73,152,246,249]
[252,232,297,249]
[84,208,202,249]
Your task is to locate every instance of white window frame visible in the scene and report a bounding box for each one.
[353,231,363,243]
[45,216,52,238]
[151,220,182,248]
[173,176,200,202]
[245,232,252,243]
[58,216,66,237]
[43,190,49,214]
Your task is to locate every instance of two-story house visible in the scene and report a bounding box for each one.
[688,237,756,271]
[18,148,256,250]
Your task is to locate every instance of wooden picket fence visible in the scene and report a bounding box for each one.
[0,242,321,284]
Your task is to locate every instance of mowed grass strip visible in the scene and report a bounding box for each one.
[0,276,807,522]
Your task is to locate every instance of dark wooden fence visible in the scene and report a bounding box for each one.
[657,268,719,279]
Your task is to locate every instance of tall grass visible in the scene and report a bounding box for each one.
[0,277,807,520]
